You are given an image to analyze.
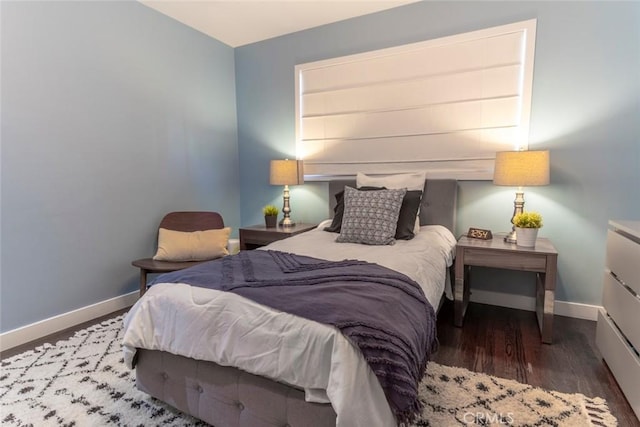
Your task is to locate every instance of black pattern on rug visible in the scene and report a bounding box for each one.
[1,315,617,426]
[0,316,207,426]
[413,363,617,426]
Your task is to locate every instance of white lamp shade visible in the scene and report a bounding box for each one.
[270,159,304,185]
[493,150,550,186]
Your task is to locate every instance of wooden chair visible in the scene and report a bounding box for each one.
[132,211,225,297]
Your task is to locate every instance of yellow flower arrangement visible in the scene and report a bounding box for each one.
[513,211,543,228]
[262,205,279,216]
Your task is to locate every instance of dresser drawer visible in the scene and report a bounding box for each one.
[607,229,640,295]
[602,272,640,351]
[596,309,640,420]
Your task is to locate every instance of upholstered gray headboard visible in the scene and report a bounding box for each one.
[328,179,458,234]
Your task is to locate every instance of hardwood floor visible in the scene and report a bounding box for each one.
[435,300,639,426]
[2,302,638,425]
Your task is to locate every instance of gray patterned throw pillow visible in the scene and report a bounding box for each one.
[336,186,407,245]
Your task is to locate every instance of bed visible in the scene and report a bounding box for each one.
[122,178,458,427]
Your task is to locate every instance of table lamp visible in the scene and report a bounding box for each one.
[493,150,550,243]
[270,159,304,227]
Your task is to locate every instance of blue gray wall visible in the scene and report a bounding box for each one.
[1,1,240,332]
[235,2,640,305]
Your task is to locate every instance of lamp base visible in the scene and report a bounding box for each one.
[279,218,295,227]
[504,228,517,243]
[504,188,525,244]
[280,184,295,227]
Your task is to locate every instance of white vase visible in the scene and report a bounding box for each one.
[516,227,539,247]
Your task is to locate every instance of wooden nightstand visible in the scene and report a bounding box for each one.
[454,234,558,344]
[239,223,317,250]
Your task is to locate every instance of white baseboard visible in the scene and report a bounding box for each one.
[469,289,601,321]
[554,300,601,321]
[0,291,138,352]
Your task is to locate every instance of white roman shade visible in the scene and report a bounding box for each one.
[295,20,537,180]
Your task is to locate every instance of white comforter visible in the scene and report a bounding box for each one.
[122,223,456,427]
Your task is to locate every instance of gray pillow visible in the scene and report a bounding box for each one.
[336,186,407,245]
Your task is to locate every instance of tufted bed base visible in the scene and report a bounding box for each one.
[135,300,448,427]
[135,349,337,427]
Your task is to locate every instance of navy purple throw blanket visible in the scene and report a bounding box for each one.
[150,250,438,425]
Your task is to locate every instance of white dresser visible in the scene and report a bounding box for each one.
[596,220,640,421]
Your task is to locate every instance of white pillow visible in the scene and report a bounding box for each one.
[356,172,426,232]
[317,219,334,229]
[356,171,426,191]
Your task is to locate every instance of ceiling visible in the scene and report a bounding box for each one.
[139,0,420,47]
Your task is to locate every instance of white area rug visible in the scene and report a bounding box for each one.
[1,315,617,426]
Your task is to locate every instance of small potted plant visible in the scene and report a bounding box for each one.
[513,211,543,247]
[263,205,279,228]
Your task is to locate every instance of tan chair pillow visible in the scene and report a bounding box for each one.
[153,227,231,261]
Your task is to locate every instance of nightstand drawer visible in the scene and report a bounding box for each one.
[464,248,547,272]
[607,229,640,295]
[239,223,317,250]
[602,272,640,351]
[242,230,288,245]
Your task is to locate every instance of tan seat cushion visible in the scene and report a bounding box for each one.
[153,227,231,261]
